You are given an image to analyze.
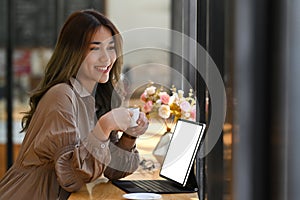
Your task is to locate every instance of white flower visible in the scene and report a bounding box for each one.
[156,99,162,105]
[183,112,191,119]
[169,93,179,105]
[169,95,175,105]
[145,86,156,95]
[158,105,171,119]
[178,90,184,98]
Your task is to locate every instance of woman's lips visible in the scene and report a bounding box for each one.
[95,65,110,73]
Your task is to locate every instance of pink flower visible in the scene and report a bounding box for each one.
[180,101,191,112]
[140,92,147,102]
[190,105,196,120]
[159,92,170,104]
[143,101,153,113]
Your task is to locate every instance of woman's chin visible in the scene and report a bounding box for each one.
[98,77,109,84]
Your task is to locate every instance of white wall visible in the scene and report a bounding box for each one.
[106,0,172,92]
[106,0,170,30]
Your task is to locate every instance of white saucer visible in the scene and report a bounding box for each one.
[123,193,162,200]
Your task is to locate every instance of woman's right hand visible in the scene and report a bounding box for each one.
[99,107,132,134]
[94,108,132,141]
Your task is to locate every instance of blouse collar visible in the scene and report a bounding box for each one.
[70,77,92,98]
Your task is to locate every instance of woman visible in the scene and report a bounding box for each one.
[0,9,148,199]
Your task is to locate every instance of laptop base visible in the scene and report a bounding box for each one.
[112,179,197,194]
[112,169,199,194]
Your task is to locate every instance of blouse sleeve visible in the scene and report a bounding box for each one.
[53,132,112,192]
[33,86,112,193]
[104,131,140,180]
[34,110,112,193]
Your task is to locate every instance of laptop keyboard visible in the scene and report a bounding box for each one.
[132,180,186,193]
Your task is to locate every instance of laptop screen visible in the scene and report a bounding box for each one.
[159,119,206,186]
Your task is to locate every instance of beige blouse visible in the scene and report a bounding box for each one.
[0,79,140,200]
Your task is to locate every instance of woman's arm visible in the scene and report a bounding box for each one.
[104,112,149,179]
[104,131,140,179]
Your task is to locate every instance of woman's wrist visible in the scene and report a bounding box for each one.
[93,114,114,141]
[99,113,114,133]
[118,133,137,151]
[92,122,110,141]
[122,132,138,139]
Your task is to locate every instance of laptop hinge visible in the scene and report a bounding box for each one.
[186,165,199,191]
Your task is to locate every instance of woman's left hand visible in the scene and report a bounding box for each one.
[125,112,149,138]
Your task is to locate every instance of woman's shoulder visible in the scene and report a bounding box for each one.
[46,83,74,96]
[42,82,76,105]
[48,82,73,95]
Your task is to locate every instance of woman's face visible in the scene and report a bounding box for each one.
[77,26,117,92]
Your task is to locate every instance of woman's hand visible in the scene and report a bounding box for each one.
[125,112,149,138]
[106,107,133,131]
[117,112,149,151]
[96,108,132,140]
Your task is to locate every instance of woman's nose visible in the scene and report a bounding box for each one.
[99,49,110,63]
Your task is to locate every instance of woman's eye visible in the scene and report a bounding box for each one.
[107,46,115,51]
[90,47,100,51]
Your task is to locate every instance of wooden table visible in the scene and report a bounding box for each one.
[69,121,199,200]
[69,168,199,200]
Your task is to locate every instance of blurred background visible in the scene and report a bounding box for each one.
[0,0,299,200]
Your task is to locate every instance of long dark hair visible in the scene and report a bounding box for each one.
[21,9,124,131]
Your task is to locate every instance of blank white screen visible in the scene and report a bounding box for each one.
[160,120,205,185]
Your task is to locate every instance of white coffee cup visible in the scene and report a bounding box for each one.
[128,107,140,127]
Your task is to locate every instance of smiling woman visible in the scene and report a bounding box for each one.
[77,26,117,92]
[0,9,149,200]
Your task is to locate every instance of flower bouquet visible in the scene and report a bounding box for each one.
[140,83,197,164]
[140,83,196,131]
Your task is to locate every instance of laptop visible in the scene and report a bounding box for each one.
[112,119,206,194]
